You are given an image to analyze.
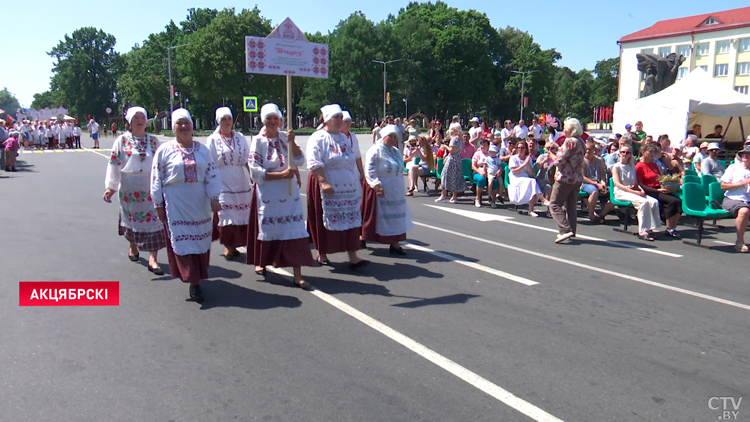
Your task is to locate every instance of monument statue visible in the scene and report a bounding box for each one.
[636,52,686,97]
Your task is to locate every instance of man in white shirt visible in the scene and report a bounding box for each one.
[449,115,462,133]
[87,118,101,148]
[512,119,529,139]
[393,117,406,152]
[500,120,513,147]
[720,146,750,252]
[468,117,482,148]
[530,118,543,141]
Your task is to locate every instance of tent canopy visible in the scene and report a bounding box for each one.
[613,68,750,145]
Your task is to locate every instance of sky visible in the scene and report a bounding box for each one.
[3,0,748,109]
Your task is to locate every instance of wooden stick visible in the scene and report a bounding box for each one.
[286,74,295,195]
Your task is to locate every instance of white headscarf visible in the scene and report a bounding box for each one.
[260,103,282,122]
[342,111,352,121]
[215,107,232,124]
[380,124,398,139]
[171,108,192,128]
[125,107,147,124]
[320,104,343,123]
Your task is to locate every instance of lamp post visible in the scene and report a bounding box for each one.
[510,69,537,122]
[403,98,408,118]
[372,58,403,121]
[166,43,191,125]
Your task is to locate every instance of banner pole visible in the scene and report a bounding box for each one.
[287,74,295,195]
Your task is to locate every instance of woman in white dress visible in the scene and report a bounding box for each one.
[246,103,314,289]
[361,125,413,254]
[306,104,369,269]
[508,140,545,217]
[611,145,661,241]
[103,107,167,274]
[205,107,251,260]
[151,109,222,303]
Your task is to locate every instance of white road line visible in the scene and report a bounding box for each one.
[415,222,750,311]
[85,148,110,159]
[425,205,682,258]
[267,266,564,422]
[713,240,735,246]
[402,242,539,286]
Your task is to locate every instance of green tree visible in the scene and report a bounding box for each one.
[570,69,593,122]
[0,88,21,117]
[30,90,66,110]
[591,57,619,107]
[48,27,121,120]
[178,7,281,131]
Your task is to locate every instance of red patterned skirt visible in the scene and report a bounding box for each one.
[360,180,407,244]
[306,173,360,254]
[212,213,248,248]
[246,186,314,268]
[164,221,210,284]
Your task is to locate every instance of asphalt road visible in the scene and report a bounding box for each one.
[1,132,748,422]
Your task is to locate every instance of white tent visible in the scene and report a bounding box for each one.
[613,68,750,146]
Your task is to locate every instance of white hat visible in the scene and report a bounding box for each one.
[89,119,94,123]
[171,108,192,127]
[342,111,352,121]
[320,104,343,122]
[215,107,232,124]
[470,117,480,123]
[379,124,398,139]
[707,142,721,151]
[745,135,750,143]
[125,107,147,123]
[489,144,499,153]
[260,103,282,121]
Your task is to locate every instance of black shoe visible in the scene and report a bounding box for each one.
[189,285,204,303]
[128,253,139,262]
[665,229,681,238]
[255,267,267,276]
[389,245,406,255]
[148,265,164,275]
[497,197,505,205]
[317,258,332,266]
[490,202,498,209]
[349,259,370,270]
[11,168,17,172]
[360,239,367,249]
[293,280,312,291]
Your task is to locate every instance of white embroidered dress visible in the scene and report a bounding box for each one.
[365,143,414,236]
[205,130,252,226]
[248,131,308,241]
[105,133,164,234]
[151,141,221,255]
[307,130,363,231]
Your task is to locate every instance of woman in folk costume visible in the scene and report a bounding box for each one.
[246,103,314,289]
[361,125,413,255]
[306,104,369,269]
[340,110,369,249]
[103,107,167,275]
[205,107,252,260]
[151,108,222,304]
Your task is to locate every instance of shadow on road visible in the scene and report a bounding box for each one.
[304,274,423,300]
[392,293,481,308]
[200,279,302,310]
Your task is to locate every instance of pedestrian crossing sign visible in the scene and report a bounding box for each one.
[243,96,258,112]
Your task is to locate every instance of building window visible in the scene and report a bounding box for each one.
[696,43,709,56]
[716,40,730,54]
[677,45,691,57]
[659,47,672,57]
[701,17,720,26]
[735,86,749,95]
[740,38,750,52]
[678,67,689,79]
[738,62,750,76]
[699,65,708,72]
[715,64,729,77]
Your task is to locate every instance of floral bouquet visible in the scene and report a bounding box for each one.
[658,174,681,193]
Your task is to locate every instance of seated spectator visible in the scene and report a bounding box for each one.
[535,141,559,202]
[499,137,518,163]
[720,146,750,253]
[658,134,684,175]
[527,137,540,162]
[582,140,615,223]
[460,132,476,159]
[508,140,546,217]
[612,145,661,241]
[680,135,699,168]
[701,143,725,178]
[636,144,682,238]
[705,124,723,139]
[693,142,709,172]
[405,137,435,196]
[606,135,632,172]
[734,136,750,164]
[471,141,502,208]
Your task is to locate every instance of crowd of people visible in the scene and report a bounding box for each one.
[102,103,413,304]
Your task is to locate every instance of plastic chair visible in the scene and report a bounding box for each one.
[708,182,725,206]
[609,178,635,233]
[461,158,473,182]
[435,158,444,179]
[701,174,718,199]
[680,182,731,248]
[684,169,698,177]
[683,175,701,185]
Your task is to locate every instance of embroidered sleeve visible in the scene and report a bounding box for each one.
[204,151,222,201]
[150,145,166,207]
[365,146,381,188]
[105,135,124,190]
[306,131,325,171]
[248,135,268,185]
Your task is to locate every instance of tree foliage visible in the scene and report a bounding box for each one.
[0,88,21,116]
[48,27,121,120]
[30,90,66,110]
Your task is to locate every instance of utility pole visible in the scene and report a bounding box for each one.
[372,58,403,121]
[166,43,191,126]
[510,70,537,122]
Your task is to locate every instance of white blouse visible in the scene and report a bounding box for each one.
[248,131,305,185]
[150,141,222,207]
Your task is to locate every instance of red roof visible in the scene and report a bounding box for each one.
[618,6,750,43]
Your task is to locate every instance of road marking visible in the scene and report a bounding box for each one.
[425,205,682,258]
[267,266,564,422]
[402,242,539,286]
[85,148,110,159]
[713,240,734,246]
[414,222,750,311]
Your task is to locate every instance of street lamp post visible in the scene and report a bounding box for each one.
[372,58,403,121]
[510,69,537,122]
[403,98,408,118]
[166,43,191,125]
